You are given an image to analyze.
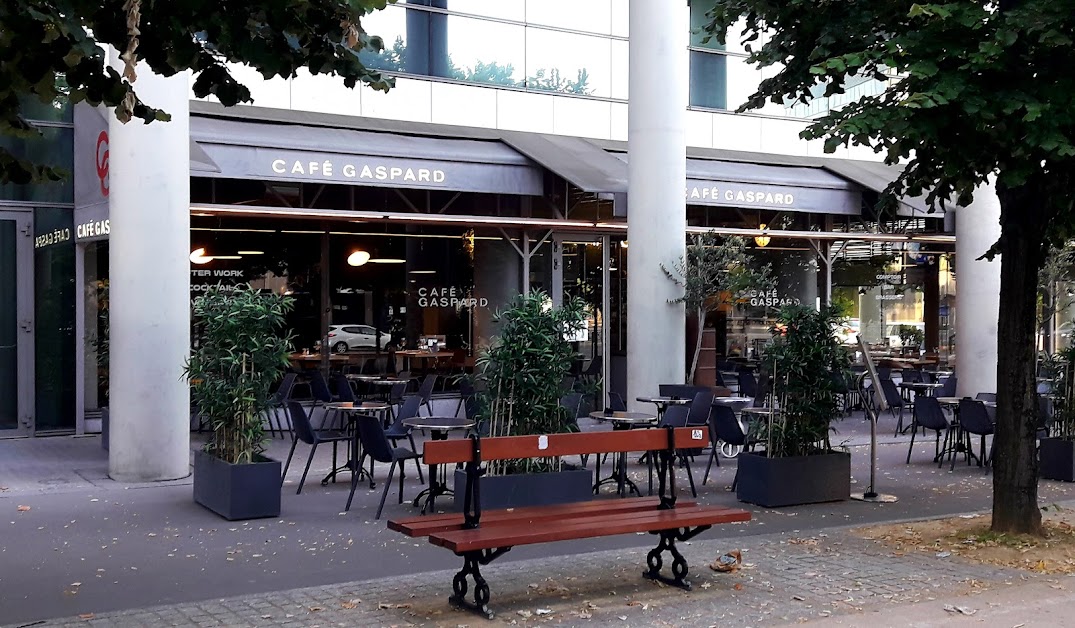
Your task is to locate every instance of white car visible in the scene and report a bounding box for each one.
[327,325,392,352]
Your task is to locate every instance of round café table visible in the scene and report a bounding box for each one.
[588,411,656,497]
[403,416,475,514]
[319,401,391,489]
[636,396,691,423]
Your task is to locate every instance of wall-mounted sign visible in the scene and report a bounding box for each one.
[416,286,487,308]
[190,269,247,293]
[744,289,801,307]
[683,178,861,215]
[76,219,110,240]
[875,273,905,284]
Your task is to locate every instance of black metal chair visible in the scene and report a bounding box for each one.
[737,371,758,399]
[658,405,698,498]
[936,373,957,398]
[703,404,750,487]
[686,390,714,427]
[907,396,950,466]
[455,378,476,417]
[955,398,994,471]
[415,374,438,416]
[268,372,298,439]
[608,391,627,412]
[878,378,907,436]
[282,401,353,494]
[975,392,996,403]
[382,395,424,484]
[349,413,423,518]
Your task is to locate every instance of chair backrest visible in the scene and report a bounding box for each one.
[286,401,318,445]
[879,378,904,407]
[458,378,476,400]
[608,392,627,412]
[659,404,690,428]
[397,370,411,382]
[737,371,758,398]
[938,374,957,397]
[273,372,298,404]
[877,367,892,381]
[710,404,745,447]
[913,396,948,431]
[1038,394,1053,432]
[975,392,997,403]
[388,381,407,403]
[658,384,708,399]
[687,390,714,426]
[714,370,726,387]
[356,413,396,463]
[417,374,437,402]
[920,371,935,384]
[959,398,993,435]
[902,370,922,384]
[1037,380,1053,394]
[361,358,377,374]
[559,392,583,418]
[583,359,602,376]
[334,374,356,403]
[309,371,334,403]
[396,395,422,422]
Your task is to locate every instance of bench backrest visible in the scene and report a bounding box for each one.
[423,426,709,465]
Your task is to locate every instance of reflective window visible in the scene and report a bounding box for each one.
[525,28,612,97]
[34,206,76,432]
[0,126,74,203]
[689,51,761,111]
[526,0,612,35]
[441,0,525,21]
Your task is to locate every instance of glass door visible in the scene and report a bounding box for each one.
[553,234,608,409]
[0,211,33,436]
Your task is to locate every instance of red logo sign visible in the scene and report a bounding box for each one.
[95,131,109,197]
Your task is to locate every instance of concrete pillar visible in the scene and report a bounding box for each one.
[626,0,687,403]
[473,238,521,348]
[108,65,191,481]
[955,183,1002,397]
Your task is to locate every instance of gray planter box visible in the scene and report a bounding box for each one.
[193,449,282,520]
[1040,438,1075,482]
[735,451,851,508]
[454,467,593,511]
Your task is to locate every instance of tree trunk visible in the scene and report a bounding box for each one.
[992,183,1049,535]
[688,307,705,384]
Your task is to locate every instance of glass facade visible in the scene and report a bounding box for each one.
[352,0,815,118]
[33,206,77,432]
[0,219,18,430]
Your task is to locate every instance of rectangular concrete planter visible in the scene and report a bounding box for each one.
[193,449,282,520]
[1040,438,1075,482]
[454,467,593,511]
[735,451,851,508]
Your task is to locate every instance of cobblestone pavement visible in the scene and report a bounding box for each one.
[19,528,1028,628]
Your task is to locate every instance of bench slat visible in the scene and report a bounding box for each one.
[389,497,698,537]
[423,426,709,465]
[428,505,751,553]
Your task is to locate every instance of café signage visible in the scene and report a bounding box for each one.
[35,227,71,249]
[76,219,110,240]
[687,185,796,207]
[745,289,800,307]
[270,158,447,185]
[417,286,487,308]
[683,178,861,215]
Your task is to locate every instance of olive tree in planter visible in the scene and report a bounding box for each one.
[453,289,590,510]
[662,232,772,384]
[1040,346,1075,481]
[736,305,852,508]
[185,285,294,520]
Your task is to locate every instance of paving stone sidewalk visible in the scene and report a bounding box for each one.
[18,527,1029,628]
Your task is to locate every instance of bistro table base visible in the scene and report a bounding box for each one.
[593,452,643,497]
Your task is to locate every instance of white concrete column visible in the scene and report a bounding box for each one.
[954,182,1002,397]
[626,0,688,404]
[108,63,191,481]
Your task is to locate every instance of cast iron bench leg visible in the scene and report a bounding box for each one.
[643,526,712,590]
[449,547,511,619]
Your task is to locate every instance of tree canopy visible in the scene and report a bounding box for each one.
[1,0,397,184]
[704,0,1075,534]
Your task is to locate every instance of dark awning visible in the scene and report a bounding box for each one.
[685,158,862,215]
[189,116,544,196]
[820,160,933,217]
[499,131,627,195]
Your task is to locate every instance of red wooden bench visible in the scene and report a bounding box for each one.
[389,426,751,619]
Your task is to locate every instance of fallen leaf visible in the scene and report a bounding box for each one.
[535,608,552,615]
[17,505,30,512]
[733,583,743,591]
[517,610,532,618]
[943,605,977,616]
[341,598,361,609]
[378,602,411,610]
[78,613,94,620]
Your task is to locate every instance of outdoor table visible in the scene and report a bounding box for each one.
[636,396,691,422]
[934,397,994,466]
[319,401,391,488]
[403,416,475,514]
[588,411,656,497]
[898,381,943,401]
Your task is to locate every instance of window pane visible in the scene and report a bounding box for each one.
[34,206,76,432]
[0,126,74,203]
[525,27,612,97]
[0,219,16,429]
[689,0,723,50]
[442,0,525,21]
[20,93,72,123]
[444,15,526,86]
[526,0,612,35]
[689,51,760,111]
[611,0,628,37]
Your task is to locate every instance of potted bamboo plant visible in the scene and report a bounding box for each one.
[735,305,853,507]
[453,289,592,510]
[186,285,295,520]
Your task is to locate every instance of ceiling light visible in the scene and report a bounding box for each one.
[237,250,264,255]
[189,248,213,264]
[754,224,771,248]
[620,240,629,248]
[368,258,406,264]
[408,270,436,274]
[212,255,242,260]
[347,250,371,267]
